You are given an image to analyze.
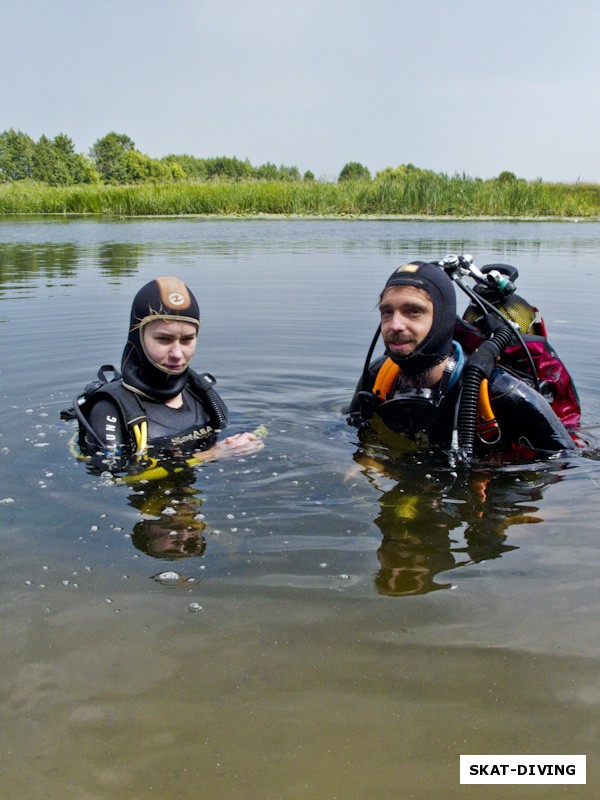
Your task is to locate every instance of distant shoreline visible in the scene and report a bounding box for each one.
[1,211,598,222]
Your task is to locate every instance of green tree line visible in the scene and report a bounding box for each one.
[0,129,319,186]
[0,128,451,187]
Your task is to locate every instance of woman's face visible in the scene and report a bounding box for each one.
[142,319,198,373]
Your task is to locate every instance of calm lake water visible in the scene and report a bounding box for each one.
[1,216,599,799]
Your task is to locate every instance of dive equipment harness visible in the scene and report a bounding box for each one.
[356,254,581,462]
[62,364,228,456]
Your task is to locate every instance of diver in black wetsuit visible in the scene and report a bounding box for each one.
[347,261,575,457]
[73,276,264,468]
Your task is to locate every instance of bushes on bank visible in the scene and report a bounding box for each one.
[1,127,598,217]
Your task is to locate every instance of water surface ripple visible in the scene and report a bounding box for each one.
[1,217,598,799]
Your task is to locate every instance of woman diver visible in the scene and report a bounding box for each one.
[70,276,263,470]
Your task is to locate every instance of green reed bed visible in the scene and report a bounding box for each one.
[1,177,599,217]
[354,176,600,217]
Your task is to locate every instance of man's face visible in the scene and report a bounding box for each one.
[379,285,434,357]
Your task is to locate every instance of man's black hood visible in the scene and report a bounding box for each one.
[382,261,456,375]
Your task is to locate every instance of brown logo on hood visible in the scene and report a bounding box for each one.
[156,277,191,310]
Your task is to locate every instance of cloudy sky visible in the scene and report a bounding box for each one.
[3,0,599,181]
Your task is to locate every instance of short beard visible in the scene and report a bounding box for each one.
[395,369,432,390]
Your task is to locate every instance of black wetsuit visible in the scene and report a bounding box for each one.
[71,365,229,470]
[87,385,216,453]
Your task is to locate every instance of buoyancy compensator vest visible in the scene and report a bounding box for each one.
[62,364,229,456]
[358,344,464,448]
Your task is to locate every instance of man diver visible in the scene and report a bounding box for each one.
[347,261,576,457]
[72,276,264,467]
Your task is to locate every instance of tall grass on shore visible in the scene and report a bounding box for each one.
[1,175,599,217]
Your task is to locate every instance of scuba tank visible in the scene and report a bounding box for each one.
[445,256,580,460]
[452,260,581,430]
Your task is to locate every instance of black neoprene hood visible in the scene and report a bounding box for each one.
[121,277,200,401]
[382,261,456,374]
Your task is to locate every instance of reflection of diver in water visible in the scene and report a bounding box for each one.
[127,470,207,560]
[350,453,562,596]
[123,465,248,563]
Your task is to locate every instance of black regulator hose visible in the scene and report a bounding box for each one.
[454,275,541,392]
[204,384,229,430]
[457,324,514,461]
[188,370,229,430]
[456,372,480,458]
[361,324,382,392]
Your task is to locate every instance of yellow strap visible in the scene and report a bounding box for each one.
[372,358,400,399]
[120,465,168,483]
[477,378,495,423]
[119,463,187,484]
[132,421,148,454]
[476,378,501,444]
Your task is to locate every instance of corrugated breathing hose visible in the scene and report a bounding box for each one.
[457,324,514,461]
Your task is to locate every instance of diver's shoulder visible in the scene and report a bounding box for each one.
[366,354,388,381]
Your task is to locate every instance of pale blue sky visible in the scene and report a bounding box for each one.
[3,0,599,181]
